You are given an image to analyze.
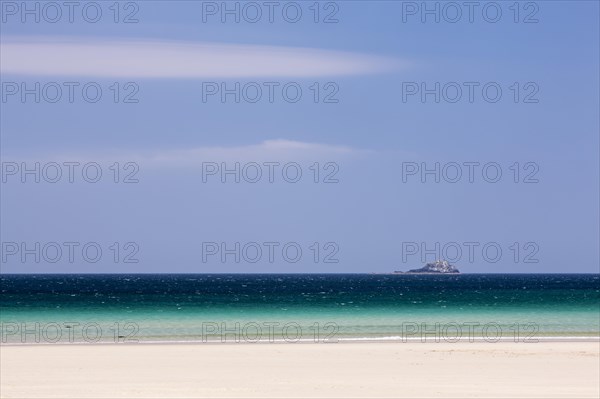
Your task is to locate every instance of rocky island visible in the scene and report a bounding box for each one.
[395,260,459,274]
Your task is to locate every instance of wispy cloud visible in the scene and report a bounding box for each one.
[1,36,407,78]
[139,139,370,165]
[4,140,373,166]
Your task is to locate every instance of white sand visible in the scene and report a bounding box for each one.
[1,342,599,398]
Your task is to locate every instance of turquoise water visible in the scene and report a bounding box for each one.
[1,274,598,343]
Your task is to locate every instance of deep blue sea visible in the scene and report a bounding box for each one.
[1,274,599,343]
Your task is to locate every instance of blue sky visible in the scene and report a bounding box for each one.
[1,1,598,273]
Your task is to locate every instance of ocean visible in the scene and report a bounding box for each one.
[1,274,599,344]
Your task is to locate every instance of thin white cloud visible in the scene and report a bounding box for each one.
[4,140,372,166]
[144,139,368,165]
[124,139,371,167]
[1,36,406,78]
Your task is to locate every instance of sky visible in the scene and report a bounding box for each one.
[0,0,598,273]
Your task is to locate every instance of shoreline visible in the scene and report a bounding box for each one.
[2,335,599,346]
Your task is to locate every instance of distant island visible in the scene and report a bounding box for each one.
[395,260,460,274]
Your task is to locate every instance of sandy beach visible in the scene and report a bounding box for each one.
[1,341,598,398]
